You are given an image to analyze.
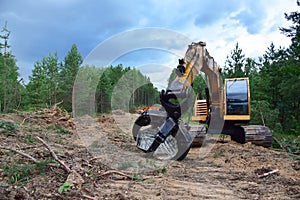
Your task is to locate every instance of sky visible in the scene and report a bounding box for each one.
[0,0,298,88]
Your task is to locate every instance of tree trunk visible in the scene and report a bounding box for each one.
[3,45,7,113]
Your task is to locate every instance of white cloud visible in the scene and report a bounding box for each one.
[176,0,296,67]
[137,64,174,89]
[0,0,297,82]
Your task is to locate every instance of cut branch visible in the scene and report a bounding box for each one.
[81,193,97,200]
[100,170,132,180]
[17,144,43,150]
[36,136,71,173]
[258,169,279,178]
[0,145,37,163]
[20,116,31,127]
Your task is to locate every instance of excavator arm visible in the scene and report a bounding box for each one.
[163,41,223,119]
[144,41,223,153]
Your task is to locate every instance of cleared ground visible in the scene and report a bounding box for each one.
[0,110,299,199]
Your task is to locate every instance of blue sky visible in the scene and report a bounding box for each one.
[0,0,298,87]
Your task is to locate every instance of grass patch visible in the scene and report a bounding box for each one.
[47,125,72,135]
[213,149,225,158]
[272,131,300,156]
[2,159,56,184]
[23,134,38,144]
[58,181,71,194]
[0,120,18,134]
[118,161,139,170]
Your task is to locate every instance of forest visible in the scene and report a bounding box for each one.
[0,3,299,147]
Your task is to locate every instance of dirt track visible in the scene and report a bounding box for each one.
[0,111,299,199]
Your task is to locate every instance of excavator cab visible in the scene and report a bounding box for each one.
[224,78,250,121]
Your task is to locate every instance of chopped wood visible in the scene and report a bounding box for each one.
[36,136,71,173]
[258,169,279,178]
[0,145,37,163]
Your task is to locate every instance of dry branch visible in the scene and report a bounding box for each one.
[36,136,71,173]
[20,116,31,127]
[258,169,279,178]
[81,193,97,200]
[100,170,133,180]
[18,144,43,150]
[0,145,37,163]
[0,145,63,169]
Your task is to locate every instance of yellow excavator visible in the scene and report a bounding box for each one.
[132,41,272,160]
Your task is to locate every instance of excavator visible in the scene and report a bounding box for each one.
[132,41,272,161]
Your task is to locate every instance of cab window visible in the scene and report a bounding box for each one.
[226,79,249,115]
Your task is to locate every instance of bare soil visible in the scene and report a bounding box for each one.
[0,110,299,200]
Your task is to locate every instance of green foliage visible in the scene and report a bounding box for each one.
[167,68,177,87]
[192,74,207,99]
[118,161,139,170]
[218,134,228,143]
[96,65,159,113]
[272,131,300,155]
[224,42,246,78]
[160,167,167,174]
[2,159,53,184]
[2,162,33,184]
[26,53,61,109]
[73,65,103,116]
[250,100,279,128]
[213,149,225,158]
[290,116,300,136]
[0,120,18,134]
[58,181,71,194]
[23,134,38,144]
[24,44,83,112]
[0,22,21,113]
[132,173,144,181]
[36,159,56,173]
[47,125,72,135]
[58,44,83,112]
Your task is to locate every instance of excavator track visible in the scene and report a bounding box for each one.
[242,125,272,147]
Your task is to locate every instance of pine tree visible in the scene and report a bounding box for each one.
[27,60,47,109]
[58,44,82,111]
[96,69,112,113]
[0,22,20,113]
[0,22,11,113]
[94,65,159,113]
[27,53,60,109]
[278,1,300,131]
[73,65,102,116]
[224,42,245,78]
